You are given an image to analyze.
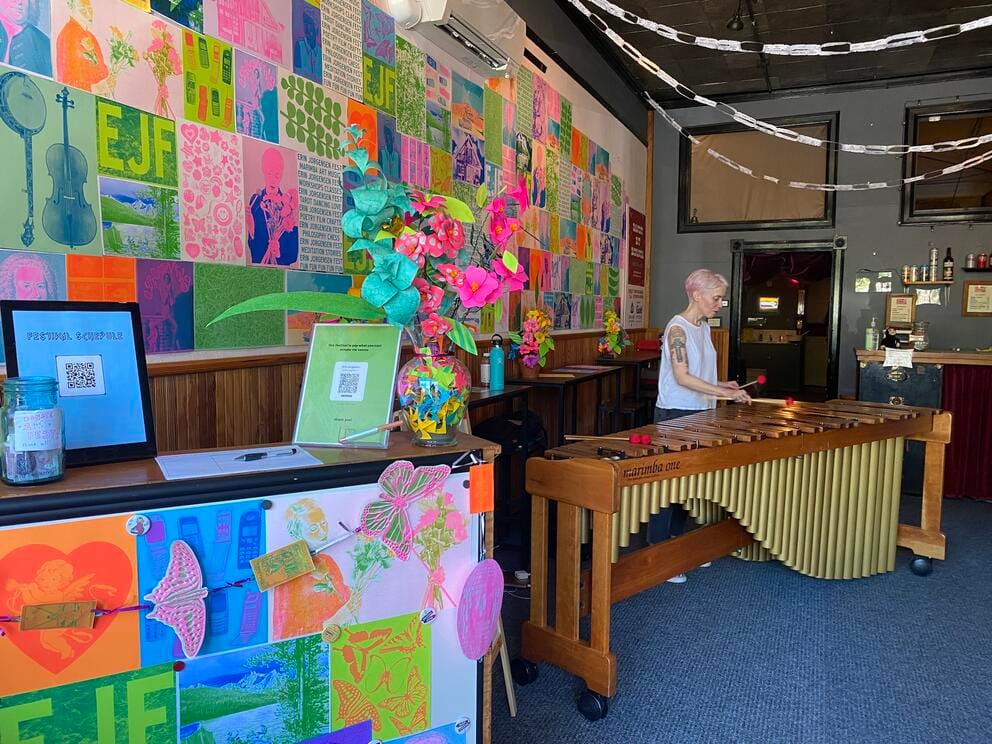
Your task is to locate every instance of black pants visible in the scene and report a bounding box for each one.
[648,407,702,542]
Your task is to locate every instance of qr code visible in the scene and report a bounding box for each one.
[337,373,360,397]
[56,355,106,397]
[64,362,97,390]
[329,361,368,402]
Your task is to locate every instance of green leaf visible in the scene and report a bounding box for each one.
[495,299,503,322]
[342,211,370,239]
[384,286,420,326]
[352,186,390,215]
[546,336,556,351]
[474,183,488,209]
[208,291,385,326]
[502,251,519,272]
[509,331,523,344]
[443,316,478,355]
[442,196,476,224]
[374,230,395,242]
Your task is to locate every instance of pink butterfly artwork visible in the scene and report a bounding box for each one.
[142,539,208,658]
[361,461,450,561]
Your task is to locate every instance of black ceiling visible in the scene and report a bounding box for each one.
[567,0,992,106]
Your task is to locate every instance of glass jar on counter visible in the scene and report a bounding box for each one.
[909,321,930,352]
[1,376,65,486]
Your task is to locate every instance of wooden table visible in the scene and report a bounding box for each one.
[596,349,660,408]
[507,366,622,445]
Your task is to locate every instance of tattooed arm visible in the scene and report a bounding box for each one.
[667,325,750,402]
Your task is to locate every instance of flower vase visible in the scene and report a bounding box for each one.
[520,363,540,379]
[397,345,471,447]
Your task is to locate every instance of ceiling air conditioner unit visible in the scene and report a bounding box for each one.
[387,0,526,77]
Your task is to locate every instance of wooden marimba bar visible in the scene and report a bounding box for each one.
[513,400,951,721]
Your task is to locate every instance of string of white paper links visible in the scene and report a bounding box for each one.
[650,98,992,193]
[567,0,992,155]
[580,0,992,57]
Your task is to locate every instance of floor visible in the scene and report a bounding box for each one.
[490,496,992,744]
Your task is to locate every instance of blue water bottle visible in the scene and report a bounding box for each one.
[490,334,505,391]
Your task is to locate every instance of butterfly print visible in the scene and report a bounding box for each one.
[142,540,208,658]
[333,678,382,731]
[361,461,450,561]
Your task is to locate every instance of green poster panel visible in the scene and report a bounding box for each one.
[0,664,176,744]
[0,65,102,254]
[193,263,286,349]
[96,98,178,187]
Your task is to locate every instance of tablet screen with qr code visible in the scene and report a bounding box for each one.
[293,323,402,448]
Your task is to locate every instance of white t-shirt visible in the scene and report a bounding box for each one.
[656,314,718,410]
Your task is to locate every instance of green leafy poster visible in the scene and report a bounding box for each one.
[394,36,425,138]
[193,263,286,349]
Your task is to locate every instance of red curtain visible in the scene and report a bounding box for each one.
[942,365,992,500]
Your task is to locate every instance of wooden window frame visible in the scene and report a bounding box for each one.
[678,113,840,233]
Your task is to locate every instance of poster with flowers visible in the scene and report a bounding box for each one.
[53,1,184,118]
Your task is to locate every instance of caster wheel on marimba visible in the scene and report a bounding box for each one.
[510,658,539,686]
[910,556,933,576]
[577,689,609,721]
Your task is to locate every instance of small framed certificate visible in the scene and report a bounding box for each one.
[962,280,992,317]
[885,294,916,329]
[293,323,402,448]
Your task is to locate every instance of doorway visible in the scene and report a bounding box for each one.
[730,240,844,401]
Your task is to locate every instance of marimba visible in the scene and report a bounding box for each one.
[512,400,951,720]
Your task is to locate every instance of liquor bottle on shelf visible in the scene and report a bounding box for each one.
[865,317,879,351]
[929,245,940,280]
[943,247,954,281]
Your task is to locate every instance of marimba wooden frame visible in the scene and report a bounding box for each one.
[520,404,951,704]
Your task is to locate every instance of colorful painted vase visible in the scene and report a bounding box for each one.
[396,345,471,447]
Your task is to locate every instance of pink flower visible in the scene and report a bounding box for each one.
[488,213,521,247]
[485,197,507,218]
[428,213,465,257]
[421,312,453,338]
[396,232,426,267]
[457,266,500,308]
[506,177,530,211]
[492,255,527,292]
[410,190,445,213]
[523,317,540,333]
[442,491,454,506]
[417,508,441,530]
[435,263,465,287]
[413,277,443,314]
[445,512,468,541]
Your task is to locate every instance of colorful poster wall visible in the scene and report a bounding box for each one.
[0,0,644,357]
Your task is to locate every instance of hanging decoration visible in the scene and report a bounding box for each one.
[579,0,992,57]
[651,99,992,192]
[142,539,208,658]
[568,0,992,156]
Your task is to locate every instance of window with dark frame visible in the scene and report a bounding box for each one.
[902,101,992,224]
[678,113,839,233]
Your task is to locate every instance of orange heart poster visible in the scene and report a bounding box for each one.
[0,514,140,696]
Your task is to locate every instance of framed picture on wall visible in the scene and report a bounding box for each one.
[962,280,992,317]
[1,300,156,466]
[885,294,916,329]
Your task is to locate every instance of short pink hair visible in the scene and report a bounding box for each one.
[685,269,728,300]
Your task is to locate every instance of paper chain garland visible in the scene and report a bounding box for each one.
[651,98,992,192]
[580,0,992,57]
[568,0,992,156]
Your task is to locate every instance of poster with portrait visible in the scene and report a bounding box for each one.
[244,139,300,268]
